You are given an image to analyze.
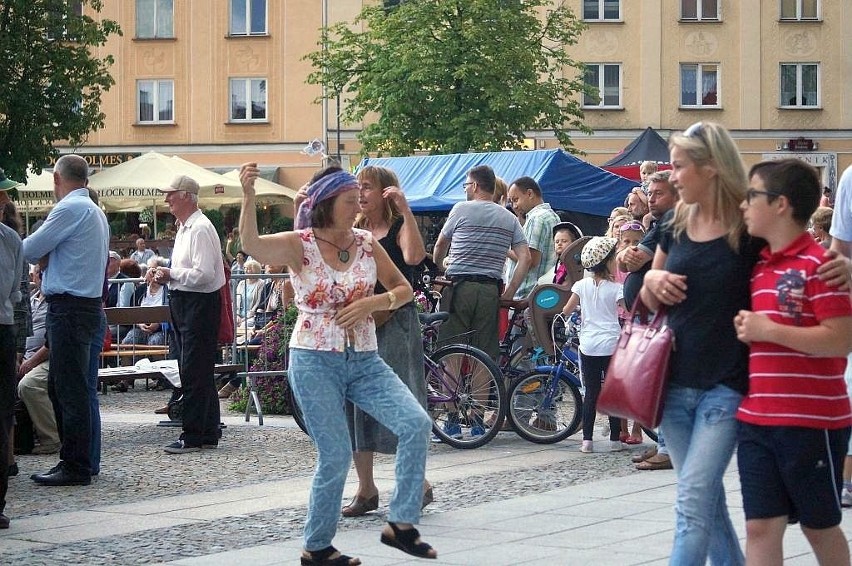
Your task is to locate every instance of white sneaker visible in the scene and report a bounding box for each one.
[842,487,852,508]
[609,440,625,452]
[580,440,594,453]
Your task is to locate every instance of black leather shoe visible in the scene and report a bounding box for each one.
[7,463,18,477]
[31,464,91,486]
[0,513,9,529]
[31,463,61,481]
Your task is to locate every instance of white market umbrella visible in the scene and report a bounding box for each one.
[221,169,297,212]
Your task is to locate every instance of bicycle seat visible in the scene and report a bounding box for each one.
[418,311,450,326]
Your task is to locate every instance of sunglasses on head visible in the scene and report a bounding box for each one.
[619,221,645,233]
[683,121,705,140]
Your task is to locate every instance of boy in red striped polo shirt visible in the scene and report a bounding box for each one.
[734,158,852,565]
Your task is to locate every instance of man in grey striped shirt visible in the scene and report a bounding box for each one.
[433,165,530,362]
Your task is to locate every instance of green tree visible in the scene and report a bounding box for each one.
[0,0,121,181]
[306,0,592,156]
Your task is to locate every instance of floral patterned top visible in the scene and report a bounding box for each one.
[289,228,378,352]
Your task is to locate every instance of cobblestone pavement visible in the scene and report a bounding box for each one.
[3,386,643,565]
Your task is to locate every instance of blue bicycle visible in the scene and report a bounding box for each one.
[506,312,583,444]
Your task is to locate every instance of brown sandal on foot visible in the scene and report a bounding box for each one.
[341,494,378,517]
[636,454,673,470]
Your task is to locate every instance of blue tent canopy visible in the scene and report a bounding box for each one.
[359,149,636,217]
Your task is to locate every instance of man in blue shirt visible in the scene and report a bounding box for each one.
[23,154,109,486]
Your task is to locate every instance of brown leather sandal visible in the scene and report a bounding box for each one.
[636,454,673,470]
[341,494,378,517]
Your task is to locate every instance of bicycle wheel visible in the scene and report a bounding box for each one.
[507,371,582,444]
[427,344,505,449]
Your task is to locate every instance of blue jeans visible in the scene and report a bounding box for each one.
[46,296,103,477]
[289,348,431,552]
[87,311,106,475]
[661,384,745,566]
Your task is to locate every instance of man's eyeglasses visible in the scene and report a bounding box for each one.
[745,189,781,204]
[462,181,474,190]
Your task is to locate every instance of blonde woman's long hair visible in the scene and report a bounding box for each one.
[668,121,747,251]
[355,165,401,229]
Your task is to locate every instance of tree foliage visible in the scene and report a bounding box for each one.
[306,0,592,156]
[0,0,121,181]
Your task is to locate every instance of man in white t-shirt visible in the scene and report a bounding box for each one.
[829,165,852,506]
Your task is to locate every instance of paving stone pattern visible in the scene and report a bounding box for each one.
[4,387,639,565]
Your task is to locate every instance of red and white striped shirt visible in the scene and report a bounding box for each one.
[737,232,852,429]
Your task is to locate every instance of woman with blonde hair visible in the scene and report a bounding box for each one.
[640,121,849,564]
[341,165,433,517]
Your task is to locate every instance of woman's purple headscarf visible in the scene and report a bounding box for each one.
[294,170,360,230]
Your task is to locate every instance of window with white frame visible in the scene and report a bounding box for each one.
[583,64,621,108]
[780,0,819,20]
[680,64,719,107]
[582,0,620,21]
[230,0,267,35]
[681,0,720,21]
[137,80,174,123]
[780,63,819,107]
[230,78,267,121]
[136,0,174,38]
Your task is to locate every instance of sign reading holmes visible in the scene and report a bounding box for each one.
[45,152,141,169]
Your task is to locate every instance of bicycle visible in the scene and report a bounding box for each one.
[288,310,506,450]
[506,312,584,444]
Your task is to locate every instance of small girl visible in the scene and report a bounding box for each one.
[540,221,583,286]
[561,237,624,453]
[615,221,647,445]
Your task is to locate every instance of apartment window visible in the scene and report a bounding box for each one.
[230,0,267,35]
[680,64,719,107]
[583,0,620,21]
[780,0,819,20]
[780,63,819,107]
[136,0,174,38]
[583,64,621,108]
[46,0,83,40]
[230,78,267,121]
[137,80,174,123]
[681,0,719,21]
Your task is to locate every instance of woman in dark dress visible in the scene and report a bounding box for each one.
[341,165,432,517]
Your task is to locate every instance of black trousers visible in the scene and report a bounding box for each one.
[169,289,221,446]
[580,352,620,442]
[0,324,16,514]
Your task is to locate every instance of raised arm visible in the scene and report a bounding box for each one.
[385,186,426,266]
[238,162,303,270]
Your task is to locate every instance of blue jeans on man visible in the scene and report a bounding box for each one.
[46,296,103,477]
[661,384,745,566]
[87,311,106,475]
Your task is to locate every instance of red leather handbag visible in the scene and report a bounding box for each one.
[597,297,674,429]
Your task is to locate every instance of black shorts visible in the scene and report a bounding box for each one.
[737,421,850,529]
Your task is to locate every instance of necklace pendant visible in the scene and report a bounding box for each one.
[338,250,350,263]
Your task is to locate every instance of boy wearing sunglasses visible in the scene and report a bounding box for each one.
[735,158,852,565]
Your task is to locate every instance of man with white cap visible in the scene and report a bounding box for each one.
[23,154,109,486]
[154,175,225,453]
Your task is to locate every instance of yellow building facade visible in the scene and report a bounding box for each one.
[69,0,850,190]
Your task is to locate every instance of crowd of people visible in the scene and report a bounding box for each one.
[0,122,850,566]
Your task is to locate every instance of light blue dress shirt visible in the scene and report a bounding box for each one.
[23,188,109,299]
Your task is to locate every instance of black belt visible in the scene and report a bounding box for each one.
[449,275,502,286]
[45,293,101,305]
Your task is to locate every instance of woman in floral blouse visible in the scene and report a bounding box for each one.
[238,164,436,566]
